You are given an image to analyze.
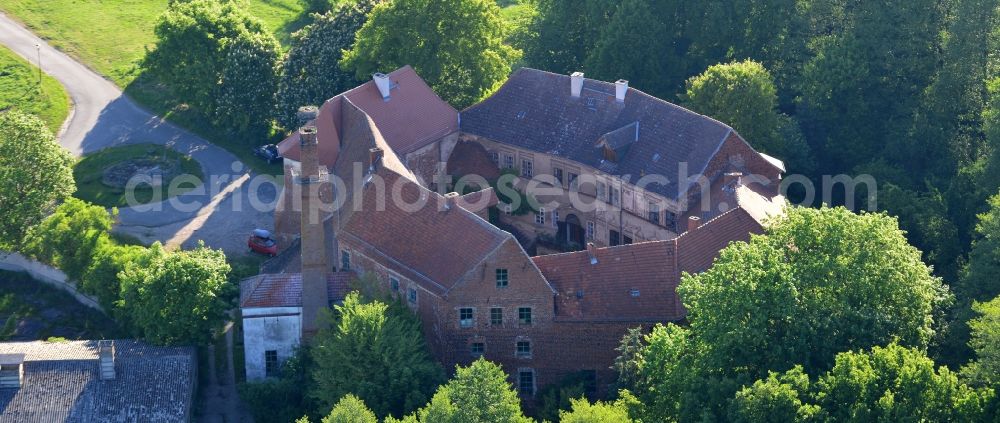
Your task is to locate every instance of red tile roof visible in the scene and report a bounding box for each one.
[341,168,510,296]
[279,65,459,165]
[456,188,499,214]
[240,272,354,308]
[534,199,773,322]
[533,241,683,322]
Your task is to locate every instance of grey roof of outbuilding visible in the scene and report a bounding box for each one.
[0,340,195,423]
[460,68,737,199]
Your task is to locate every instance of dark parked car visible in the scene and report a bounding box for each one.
[253,144,282,164]
[248,229,278,257]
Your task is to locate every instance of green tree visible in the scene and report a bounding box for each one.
[310,292,443,419]
[0,110,74,250]
[146,0,279,135]
[22,198,114,281]
[964,297,1000,387]
[797,0,943,173]
[214,31,281,138]
[276,0,382,129]
[413,358,531,423]
[81,243,155,312]
[558,397,635,423]
[684,60,812,173]
[728,366,821,423]
[583,0,673,98]
[240,348,320,422]
[815,344,993,422]
[522,0,615,75]
[341,0,519,108]
[630,207,950,420]
[118,242,230,345]
[320,394,378,423]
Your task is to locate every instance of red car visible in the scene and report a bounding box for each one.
[248,229,278,257]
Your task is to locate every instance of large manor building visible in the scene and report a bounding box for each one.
[240,66,785,398]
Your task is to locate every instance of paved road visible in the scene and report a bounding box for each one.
[0,12,273,254]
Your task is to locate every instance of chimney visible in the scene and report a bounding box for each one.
[369,147,384,171]
[297,105,319,126]
[687,216,701,233]
[586,242,598,265]
[615,79,628,103]
[298,125,330,339]
[98,340,115,380]
[373,73,392,100]
[443,192,460,211]
[724,172,743,187]
[571,72,584,98]
[0,354,24,389]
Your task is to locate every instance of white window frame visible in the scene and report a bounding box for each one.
[459,307,474,328]
[586,221,595,240]
[535,207,545,225]
[521,159,533,178]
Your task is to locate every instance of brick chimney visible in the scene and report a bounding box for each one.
[687,216,701,233]
[373,73,392,100]
[615,79,628,103]
[571,72,584,98]
[586,242,598,265]
[297,105,319,124]
[298,125,329,339]
[98,340,115,380]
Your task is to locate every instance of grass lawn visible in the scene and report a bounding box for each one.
[0,0,306,87]
[0,270,123,341]
[0,44,70,132]
[73,143,205,208]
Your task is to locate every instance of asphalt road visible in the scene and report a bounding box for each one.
[0,12,273,255]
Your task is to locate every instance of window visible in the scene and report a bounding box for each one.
[535,208,545,225]
[666,211,678,230]
[496,268,509,288]
[390,277,399,292]
[470,342,485,357]
[568,173,579,190]
[264,350,279,378]
[459,308,474,328]
[586,221,595,240]
[610,230,621,246]
[630,289,641,297]
[623,234,633,245]
[490,307,503,325]
[611,188,620,206]
[552,210,559,227]
[340,250,351,271]
[408,287,417,304]
[648,202,660,224]
[490,151,499,166]
[521,159,533,177]
[519,370,535,395]
[518,307,532,325]
[503,202,512,216]
[516,340,532,357]
[504,154,514,169]
[597,181,606,201]
[553,167,563,185]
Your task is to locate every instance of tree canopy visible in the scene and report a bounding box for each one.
[730,344,994,422]
[276,0,382,129]
[0,110,74,250]
[411,358,531,423]
[625,206,950,421]
[146,0,280,138]
[341,0,519,109]
[310,292,443,419]
[118,242,230,345]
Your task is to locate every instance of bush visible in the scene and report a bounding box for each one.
[22,198,115,282]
